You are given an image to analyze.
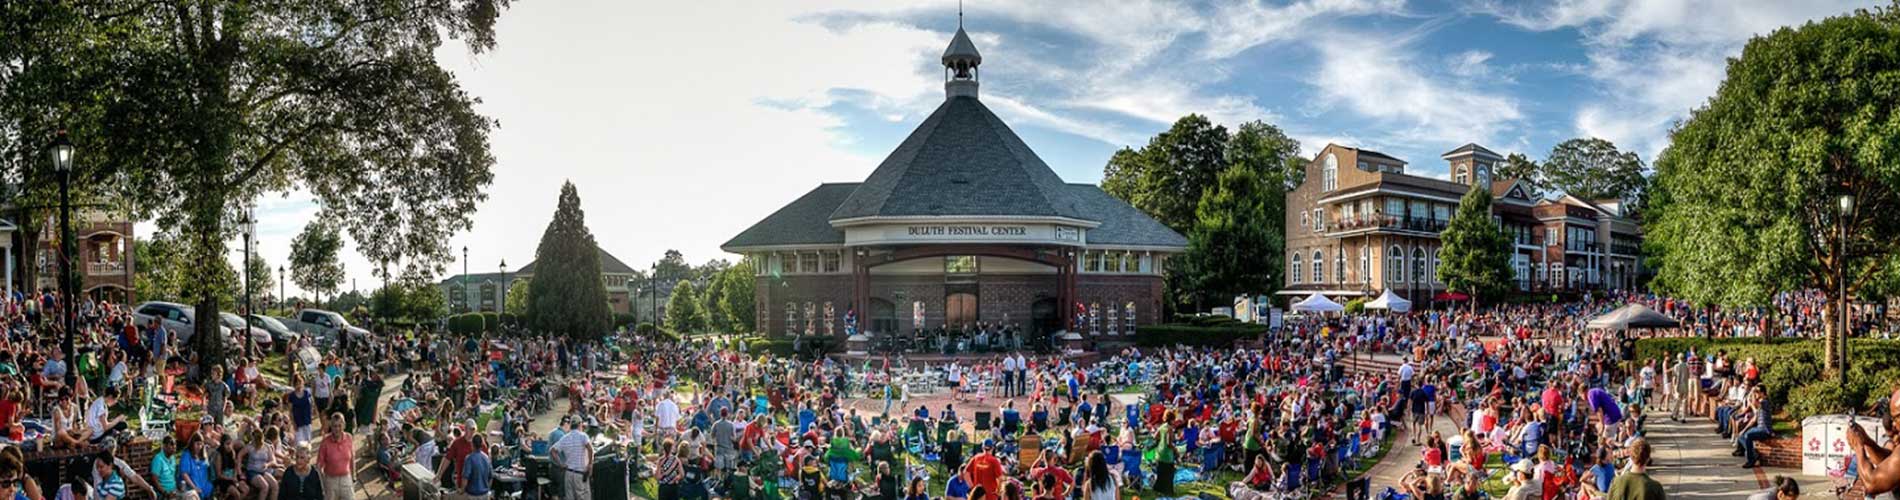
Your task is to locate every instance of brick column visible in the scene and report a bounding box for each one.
[852,249,870,336]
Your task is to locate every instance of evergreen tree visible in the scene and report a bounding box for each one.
[1437,184,1516,303]
[665,281,704,333]
[1181,165,1280,306]
[523,182,613,338]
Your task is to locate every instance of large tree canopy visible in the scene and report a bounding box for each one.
[1181,165,1280,302]
[1646,4,1900,374]
[1,0,511,370]
[523,182,612,338]
[289,221,345,302]
[1437,185,1515,303]
[1539,138,1647,202]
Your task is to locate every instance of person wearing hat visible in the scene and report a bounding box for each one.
[1500,458,1541,500]
[965,440,1003,500]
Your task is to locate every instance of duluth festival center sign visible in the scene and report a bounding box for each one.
[906,225,1029,236]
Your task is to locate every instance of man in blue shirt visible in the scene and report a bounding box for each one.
[459,434,494,500]
[1736,390,1774,468]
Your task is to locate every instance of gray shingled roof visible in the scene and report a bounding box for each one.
[828,96,1090,221]
[515,246,637,275]
[942,27,982,65]
[723,183,858,249]
[1066,184,1188,248]
[1442,143,1502,160]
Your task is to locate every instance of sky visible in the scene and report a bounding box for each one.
[210,0,1878,299]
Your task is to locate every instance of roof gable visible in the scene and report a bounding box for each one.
[516,246,637,276]
[828,97,1089,221]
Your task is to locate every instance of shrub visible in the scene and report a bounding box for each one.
[1135,323,1266,347]
[1344,298,1367,314]
[1788,381,1858,419]
[1636,338,1900,420]
[612,313,638,329]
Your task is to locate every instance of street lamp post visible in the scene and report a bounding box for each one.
[499,259,508,324]
[278,266,285,315]
[49,131,76,389]
[650,263,660,330]
[241,202,255,355]
[1838,193,1855,379]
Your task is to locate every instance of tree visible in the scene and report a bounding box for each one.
[133,234,187,303]
[523,182,612,338]
[1437,185,1516,303]
[1101,115,1231,233]
[666,280,705,333]
[1497,153,1545,197]
[698,274,727,333]
[1646,4,1900,376]
[372,281,446,325]
[1,1,509,375]
[717,260,757,334]
[324,291,369,316]
[289,222,346,304]
[504,278,530,315]
[242,253,274,312]
[1180,165,1280,307]
[1540,138,1647,202]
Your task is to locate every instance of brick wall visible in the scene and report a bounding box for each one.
[1755,436,1803,469]
[1076,274,1163,333]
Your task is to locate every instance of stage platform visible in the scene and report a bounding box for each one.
[829,350,1102,366]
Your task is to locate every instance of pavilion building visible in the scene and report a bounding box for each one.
[722,25,1186,342]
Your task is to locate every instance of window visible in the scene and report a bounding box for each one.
[1292,254,1303,284]
[1121,252,1137,273]
[1139,254,1153,273]
[945,255,978,274]
[1335,249,1346,283]
[1433,204,1450,223]
[1546,228,1558,246]
[1387,246,1404,283]
[1313,250,1324,283]
[1358,161,1369,171]
[1315,208,1326,232]
[767,253,783,275]
[1086,251,1104,272]
[1359,245,1370,281]
[1453,165,1469,185]
[1413,248,1427,283]
[1322,154,1339,191]
[1341,203,1355,223]
[822,251,841,273]
[799,252,818,274]
[1385,198,1405,218]
[1104,251,1123,273]
[1430,248,1441,284]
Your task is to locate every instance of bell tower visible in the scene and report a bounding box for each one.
[942,17,982,100]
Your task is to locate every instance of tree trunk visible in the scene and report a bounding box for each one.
[1823,298,1842,377]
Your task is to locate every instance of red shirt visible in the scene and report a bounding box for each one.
[967,452,1004,499]
[1541,387,1564,417]
[318,432,353,478]
[442,436,474,484]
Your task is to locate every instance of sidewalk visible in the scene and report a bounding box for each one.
[1643,416,1835,498]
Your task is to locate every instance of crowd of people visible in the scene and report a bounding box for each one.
[0,285,1889,500]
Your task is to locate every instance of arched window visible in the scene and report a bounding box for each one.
[1387,246,1404,283]
[1359,245,1370,281]
[1313,250,1324,284]
[1322,153,1339,191]
[1412,248,1427,283]
[1430,247,1442,284]
[1292,254,1303,284]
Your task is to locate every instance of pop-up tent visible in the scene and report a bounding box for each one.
[1291,293,1345,313]
[1364,289,1413,313]
[1586,303,1682,330]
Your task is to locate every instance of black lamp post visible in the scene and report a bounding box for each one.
[462,246,469,313]
[499,259,508,324]
[240,202,256,356]
[278,265,285,314]
[1838,193,1855,378]
[50,131,76,388]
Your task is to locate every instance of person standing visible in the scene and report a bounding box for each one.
[317,413,354,500]
[552,417,594,500]
[279,442,325,500]
[287,375,316,443]
[1607,438,1665,500]
[457,434,493,500]
[205,365,230,424]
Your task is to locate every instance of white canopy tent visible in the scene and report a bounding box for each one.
[1364,289,1413,313]
[1291,293,1345,313]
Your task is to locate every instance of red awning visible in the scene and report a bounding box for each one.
[1433,291,1471,302]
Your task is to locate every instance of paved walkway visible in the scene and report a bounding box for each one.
[1643,416,1834,499]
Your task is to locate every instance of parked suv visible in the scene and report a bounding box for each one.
[291,308,369,346]
[131,301,232,345]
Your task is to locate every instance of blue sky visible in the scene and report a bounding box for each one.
[221,0,1876,298]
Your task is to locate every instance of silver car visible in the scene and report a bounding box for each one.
[131,301,231,345]
[218,313,273,346]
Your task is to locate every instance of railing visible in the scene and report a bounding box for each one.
[1329,215,1448,233]
[1565,242,1600,253]
[1610,243,1641,255]
[87,261,125,275]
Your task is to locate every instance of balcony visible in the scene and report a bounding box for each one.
[1610,242,1641,256]
[86,261,126,276]
[1564,242,1600,253]
[1329,215,1448,234]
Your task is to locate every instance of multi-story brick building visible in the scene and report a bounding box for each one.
[1282,143,1643,303]
[722,25,1185,341]
[15,210,137,302]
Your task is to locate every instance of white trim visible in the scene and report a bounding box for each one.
[1317,187,1463,205]
[1082,244,1185,253]
[829,215,1102,229]
[721,243,847,253]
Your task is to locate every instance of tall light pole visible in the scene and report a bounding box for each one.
[50,131,76,388]
[241,201,255,354]
[499,259,508,319]
[462,246,469,313]
[278,265,285,315]
[1838,193,1855,380]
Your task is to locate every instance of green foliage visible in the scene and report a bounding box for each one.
[371,281,447,324]
[635,322,660,337]
[1182,165,1281,301]
[1101,115,1232,234]
[242,253,274,308]
[665,281,705,333]
[324,291,369,316]
[289,222,346,302]
[504,278,530,315]
[1496,153,1544,197]
[1788,382,1858,420]
[745,336,838,357]
[1538,138,1647,202]
[1134,323,1267,347]
[446,313,495,335]
[698,276,728,333]
[523,182,613,339]
[1437,185,1515,302]
[1344,298,1367,314]
[612,313,638,329]
[1634,337,1900,418]
[1646,7,1900,311]
[715,261,757,334]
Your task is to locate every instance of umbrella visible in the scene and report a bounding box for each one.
[1291,293,1345,313]
[1364,289,1412,313]
[1586,303,1681,330]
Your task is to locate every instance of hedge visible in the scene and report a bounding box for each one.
[446,313,498,335]
[613,313,638,329]
[1135,323,1267,347]
[1633,337,1900,419]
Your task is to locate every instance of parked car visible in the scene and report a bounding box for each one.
[131,301,231,345]
[291,308,369,346]
[217,313,273,347]
[247,314,300,348]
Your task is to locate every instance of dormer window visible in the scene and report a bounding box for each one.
[1322,153,1338,192]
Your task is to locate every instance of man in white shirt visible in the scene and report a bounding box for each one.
[655,393,681,440]
[1398,359,1416,392]
[550,420,593,500]
[89,388,127,442]
[1000,355,1017,397]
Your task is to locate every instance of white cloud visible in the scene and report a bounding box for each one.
[1447,50,1495,78]
[1201,0,1410,59]
[1307,35,1523,147]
